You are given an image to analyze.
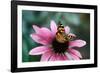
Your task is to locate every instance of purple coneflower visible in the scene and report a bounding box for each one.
[29,20,86,61]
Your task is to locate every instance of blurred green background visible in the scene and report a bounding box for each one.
[22,10,90,62]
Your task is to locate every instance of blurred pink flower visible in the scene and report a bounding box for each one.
[29,20,86,61]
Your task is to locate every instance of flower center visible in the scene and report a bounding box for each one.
[52,38,69,54]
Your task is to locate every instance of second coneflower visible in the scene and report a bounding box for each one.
[29,20,86,61]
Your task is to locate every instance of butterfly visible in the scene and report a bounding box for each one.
[55,22,76,43]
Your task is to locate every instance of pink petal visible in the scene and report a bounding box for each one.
[50,20,57,36]
[40,27,53,39]
[29,46,50,55]
[62,54,68,60]
[32,25,41,33]
[41,51,52,61]
[49,53,56,61]
[65,52,73,60]
[33,25,53,43]
[68,49,82,58]
[55,54,63,61]
[65,26,70,34]
[70,53,80,60]
[69,39,86,48]
[56,54,68,61]
[30,34,49,45]
[37,27,53,44]
[68,33,76,37]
